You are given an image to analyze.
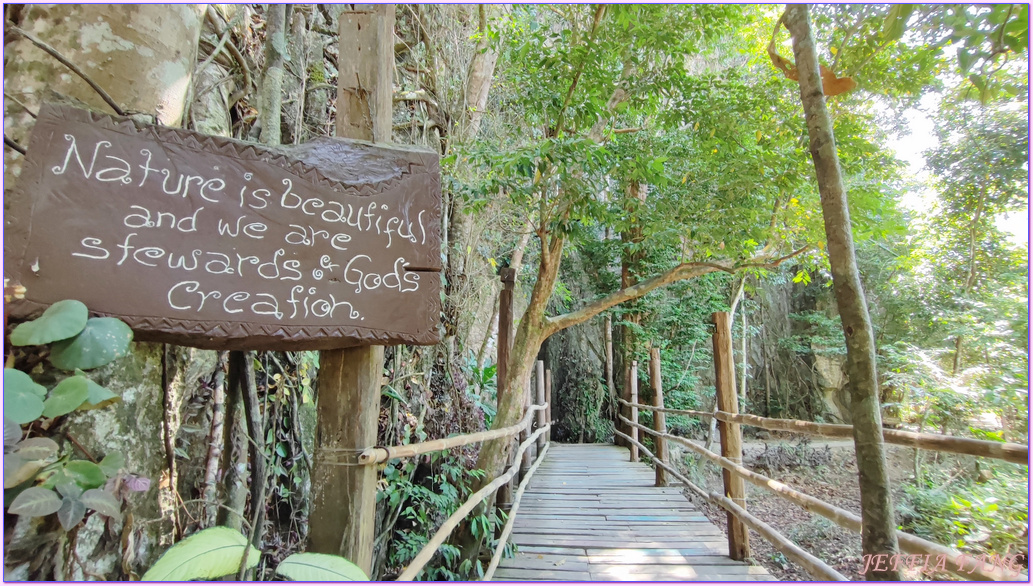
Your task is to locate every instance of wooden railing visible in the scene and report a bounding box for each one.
[614,311,1030,581]
[363,359,553,581]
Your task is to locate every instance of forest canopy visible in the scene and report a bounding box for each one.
[2,3,1027,581]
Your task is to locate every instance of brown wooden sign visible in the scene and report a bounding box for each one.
[4,104,441,350]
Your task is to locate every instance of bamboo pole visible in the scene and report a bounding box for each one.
[716,411,1030,465]
[359,405,545,464]
[617,398,712,418]
[621,418,1028,582]
[535,360,546,453]
[629,360,638,462]
[482,442,551,581]
[708,492,847,582]
[713,311,748,561]
[618,400,1029,465]
[613,428,846,582]
[650,348,668,487]
[545,369,552,443]
[397,426,549,582]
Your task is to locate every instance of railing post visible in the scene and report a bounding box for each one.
[650,348,668,487]
[536,361,547,452]
[544,369,552,443]
[520,372,535,476]
[629,360,639,462]
[713,311,750,561]
[604,315,615,405]
[496,268,516,510]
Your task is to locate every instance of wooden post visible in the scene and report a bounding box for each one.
[536,361,547,452]
[713,311,749,561]
[496,268,516,510]
[519,377,532,476]
[309,5,393,574]
[629,360,639,462]
[650,348,668,487]
[619,363,631,448]
[545,369,552,443]
[604,315,615,403]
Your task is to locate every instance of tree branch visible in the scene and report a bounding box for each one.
[550,4,606,137]
[9,25,126,116]
[544,246,810,337]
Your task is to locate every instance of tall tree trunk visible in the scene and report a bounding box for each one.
[3,4,206,577]
[952,192,986,375]
[441,4,501,364]
[617,182,648,443]
[783,5,901,580]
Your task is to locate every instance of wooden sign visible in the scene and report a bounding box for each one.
[4,104,441,350]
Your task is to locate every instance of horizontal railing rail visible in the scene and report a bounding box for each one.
[612,427,847,581]
[621,400,1029,465]
[619,412,1028,581]
[397,424,550,581]
[360,405,546,465]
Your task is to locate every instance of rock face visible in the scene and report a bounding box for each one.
[4,5,213,579]
[541,251,610,443]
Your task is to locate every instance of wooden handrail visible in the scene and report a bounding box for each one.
[613,428,847,581]
[396,425,550,581]
[617,398,1030,465]
[619,397,713,418]
[482,442,551,581]
[621,416,1028,581]
[360,405,546,464]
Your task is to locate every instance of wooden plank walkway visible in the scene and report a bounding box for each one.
[493,443,774,582]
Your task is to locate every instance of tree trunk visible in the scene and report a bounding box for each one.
[3,5,207,577]
[783,5,901,580]
[617,182,648,444]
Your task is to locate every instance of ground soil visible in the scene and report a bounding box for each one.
[674,434,924,581]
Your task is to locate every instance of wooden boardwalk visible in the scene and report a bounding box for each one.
[493,443,774,581]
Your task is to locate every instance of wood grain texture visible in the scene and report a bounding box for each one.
[713,311,750,561]
[492,443,772,581]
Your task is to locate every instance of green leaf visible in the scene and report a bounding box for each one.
[4,369,46,424]
[64,460,107,489]
[42,376,91,418]
[57,496,86,530]
[49,317,133,371]
[881,4,914,41]
[9,300,88,346]
[81,488,122,522]
[98,452,126,477]
[275,552,370,581]
[8,486,62,517]
[14,437,60,461]
[75,371,120,410]
[142,526,260,581]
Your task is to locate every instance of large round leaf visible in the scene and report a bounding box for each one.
[9,300,88,346]
[64,460,107,489]
[42,376,90,418]
[8,486,62,517]
[76,371,120,410]
[49,318,133,371]
[4,369,46,424]
[141,526,260,581]
[276,552,370,581]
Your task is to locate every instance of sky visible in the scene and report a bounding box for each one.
[886,104,1030,248]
